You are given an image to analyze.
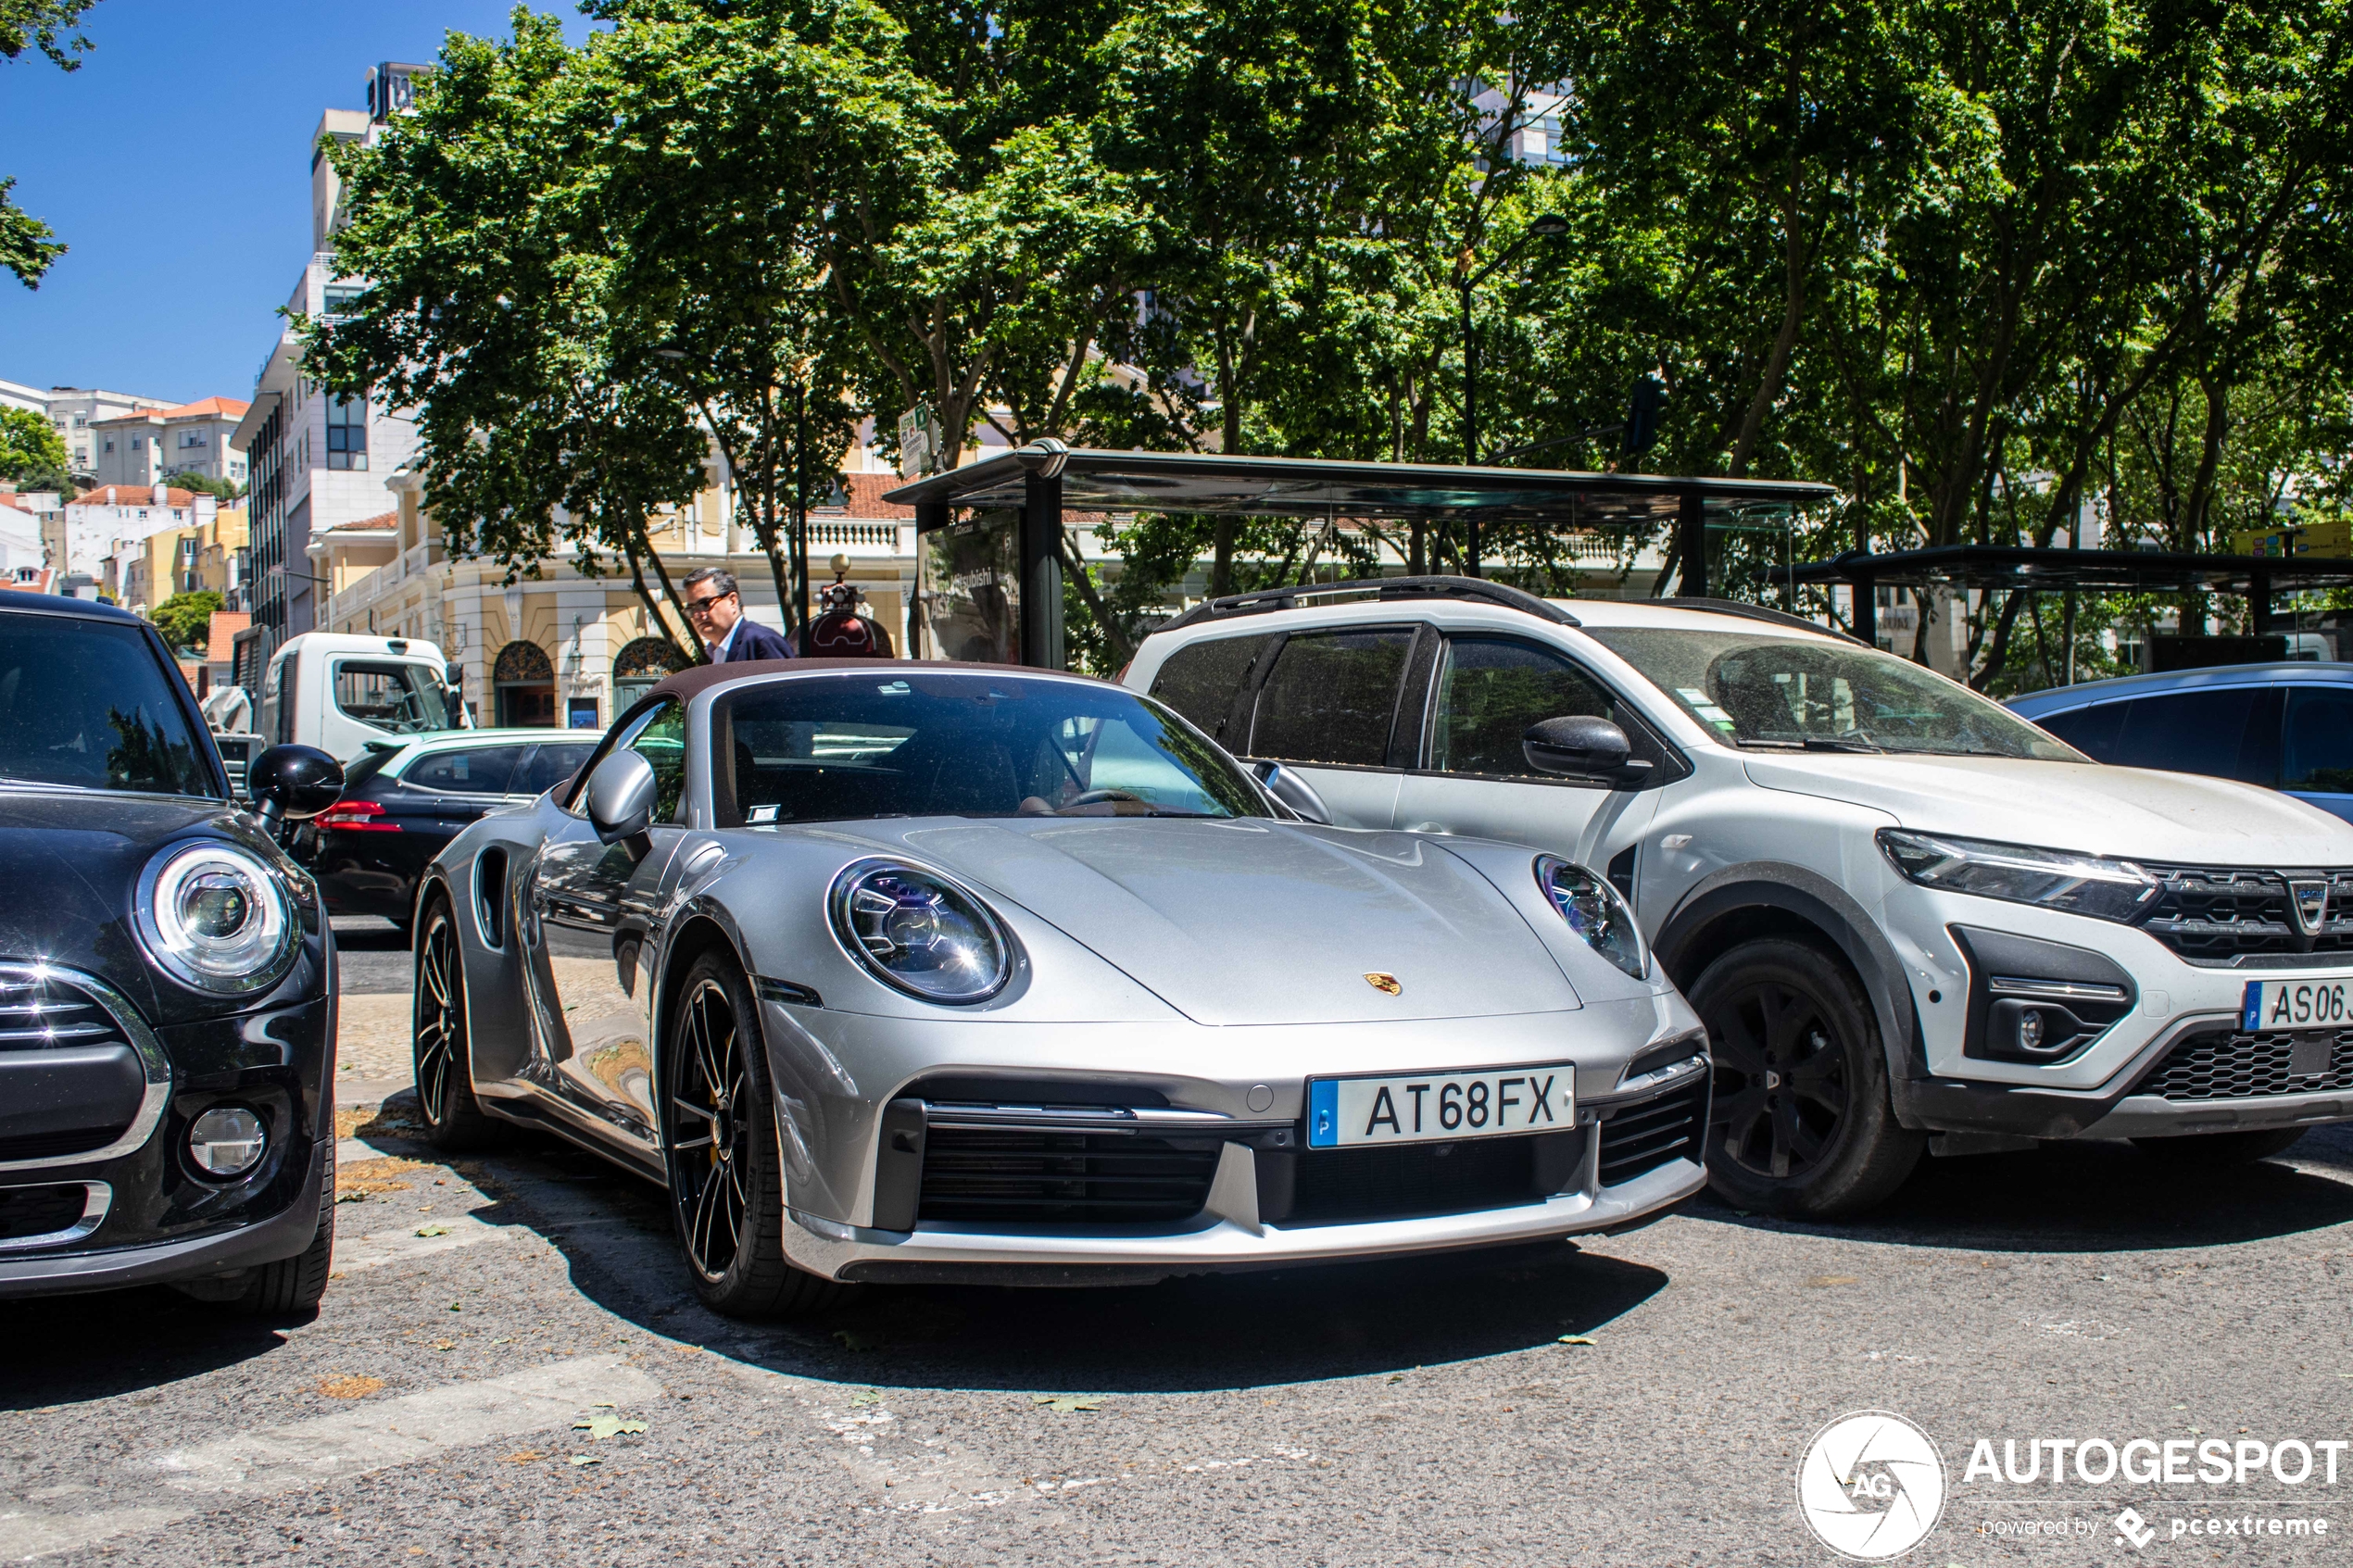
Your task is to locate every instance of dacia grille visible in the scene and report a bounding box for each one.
[2132,867,2353,965]
[2139,1028,2353,1101]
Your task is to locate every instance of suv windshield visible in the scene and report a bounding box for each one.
[717,672,1267,825]
[333,659,455,735]
[1588,627,2082,760]
[0,611,216,796]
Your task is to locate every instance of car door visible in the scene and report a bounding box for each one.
[520,700,688,1140]
[2282,686,2353,822]
[1390,633,1671,873]
[1234,625,1424,828]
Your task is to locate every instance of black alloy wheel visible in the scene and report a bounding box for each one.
[412,896,502,1150]
[1691,937,1923,1219]
[660,952,840,1319]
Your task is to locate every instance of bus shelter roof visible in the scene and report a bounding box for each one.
[1790,545,2353,596]
[882,445,1837,527]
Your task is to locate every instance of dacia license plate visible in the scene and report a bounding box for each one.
[2242,977,2353,1031]
[1306,1063,1574,1148]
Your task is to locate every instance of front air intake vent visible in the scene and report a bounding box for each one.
[916,1128,1219,1224]
[1596,1080,1706,1186]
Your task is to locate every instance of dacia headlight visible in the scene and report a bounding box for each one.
[1534,855,1647,980]
[135,842,297,993]
[1876,828,2158,922]
[829,860,1013,1003]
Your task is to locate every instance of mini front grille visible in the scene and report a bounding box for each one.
[2138,1028,2353,1101]
[2134,867,2353,965]
[916,1128,1219,1224]
[0,1183,93,1243]
[1286,1136,1539,1226]
[0,972,128,1053]
[1597,1080,1707,1185]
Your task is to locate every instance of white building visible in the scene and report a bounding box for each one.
[0,491,46,577]
[62,483,217,580]
[0,380,173,481]
[91,397,250,489]
[232,83,424,667]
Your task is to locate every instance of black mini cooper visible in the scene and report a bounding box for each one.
[0,595,343,1311]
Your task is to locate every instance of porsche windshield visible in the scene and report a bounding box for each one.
[0,610,216,796]
[715,672,1268,825]
[1587,627,2083,760]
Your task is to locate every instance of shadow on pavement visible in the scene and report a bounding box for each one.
[0,1287,296,1411]
[1686,1121,2353,1252]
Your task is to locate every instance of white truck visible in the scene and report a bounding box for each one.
[212,633,470,782]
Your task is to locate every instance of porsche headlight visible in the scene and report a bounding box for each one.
[1535,855,1647,980]
[135,842,297,993]
[1875,828,2158,922]
[829,860,1013,1004]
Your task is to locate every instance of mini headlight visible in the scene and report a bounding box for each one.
[187,1105,267,1178]
[135,842,296,993]
[828,860,1013,1004]
[1875,828,2158,922]
[1534,855,1648,980]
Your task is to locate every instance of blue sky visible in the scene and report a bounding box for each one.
[0,1,596,406]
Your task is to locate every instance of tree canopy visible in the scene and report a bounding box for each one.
[0,0,96,286]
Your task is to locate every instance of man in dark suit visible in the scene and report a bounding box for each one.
[681,567,796,663]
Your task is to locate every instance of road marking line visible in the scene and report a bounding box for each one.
[0,1356,661,1562]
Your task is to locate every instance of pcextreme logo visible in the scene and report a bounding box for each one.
[1795,1411,1949,1561]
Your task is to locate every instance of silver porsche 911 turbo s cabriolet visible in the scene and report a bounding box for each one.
[410,659,1708,1317]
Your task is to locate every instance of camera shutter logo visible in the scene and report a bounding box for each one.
[1795,1411,1946,1560]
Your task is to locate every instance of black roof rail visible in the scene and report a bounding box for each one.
[1158,574,1579,633]
[1650,596,1865,646]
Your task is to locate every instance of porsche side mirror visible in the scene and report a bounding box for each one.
[247,745,344,832]
[587,750,659,855]
[1251,759,1333,825]
[1523,716,1639,781]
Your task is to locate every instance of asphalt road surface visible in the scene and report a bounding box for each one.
[7,946,2352,1564]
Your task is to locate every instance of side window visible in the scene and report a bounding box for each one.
[2109,689,2271,783]
[1147,633,1269,743]
[2283,688,2353,794]
[403,745,525,795]
[514,743,598,798]
[561,700,681,815]
[1431,636,1655,779]
[2031,701,2125,757]
[630,699,689,822]
[1248,629,1415,768]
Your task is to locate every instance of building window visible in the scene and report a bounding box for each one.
[180,431,207,448]
[323,284,365,316]
[325,394,368,470]
[493,639,555,727]
[103,439,114,453]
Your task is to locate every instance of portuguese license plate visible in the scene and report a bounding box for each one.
[1306,1063,1575,1148]
[2242,978,2353,1031]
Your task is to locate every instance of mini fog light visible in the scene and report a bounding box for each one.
[188,1107,266,1178]
[2019,1010,2045,1051]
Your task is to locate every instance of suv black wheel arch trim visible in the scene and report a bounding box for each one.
[1654,864,1922,1116]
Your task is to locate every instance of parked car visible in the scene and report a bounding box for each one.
[413,661,1709,1317]
[0,596,344,1310]
[1125,577,2353,1218]
[2006,663,2353,823]
[292,728,600,933]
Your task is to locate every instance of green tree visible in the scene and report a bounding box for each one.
[0,404,69,488]
[1,0,96,286]
[164,468,241,501]
[150,589,221,654]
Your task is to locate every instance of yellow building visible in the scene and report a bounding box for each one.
[116,506,250,621]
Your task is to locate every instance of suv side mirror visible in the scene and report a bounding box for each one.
[587,750,659,854]
[247,745,344,831]
[1523,716,1642,782]
[1251,759,1333,825]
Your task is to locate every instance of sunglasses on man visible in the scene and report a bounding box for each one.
[684,590,736,619]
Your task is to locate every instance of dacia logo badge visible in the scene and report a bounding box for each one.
[2290,878,2330,936]
[1364,972,1403,996]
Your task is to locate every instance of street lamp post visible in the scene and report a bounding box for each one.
[1458,212,1568,577]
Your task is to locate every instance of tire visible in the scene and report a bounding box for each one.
[229,1139,335,1316]
[413,895,505,1152]
[661,950,842,1320]
[1693,937,1924,1219]
[2133,1127,2308,1165]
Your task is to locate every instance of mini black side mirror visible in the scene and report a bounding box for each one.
[1523,715,1635,780]
[247,745,344,830]
[587,750,659,856]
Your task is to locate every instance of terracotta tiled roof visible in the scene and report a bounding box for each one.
[160,395,249,420]
[836,472,914,519]
[91,408,167,426]
[69,485,200,508]
[330,510,398,532]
